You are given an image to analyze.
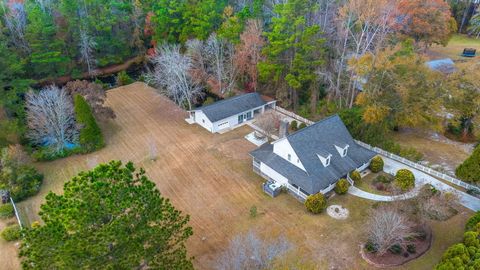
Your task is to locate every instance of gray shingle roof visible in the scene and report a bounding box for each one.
[251,115,376,195]
[194,93,266,123]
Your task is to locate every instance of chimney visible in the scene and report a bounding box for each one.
[279,119,289,138]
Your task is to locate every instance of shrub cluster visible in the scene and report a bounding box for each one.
[116,70,134,86]
[0,203,14,218]
[395,169,415,191]
[334,178,349,195]
[1,224,21,241]
[0,165,43,202]
[304,193,327,214]
[456,145,480,183]
[74,95,105,153]
[349,170,361,183]
[370,156,384,173]
[298,123,307,129]
[290,120,298,131]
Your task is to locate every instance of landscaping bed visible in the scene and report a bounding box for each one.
[355,171,403,195]
[362,225,433,268]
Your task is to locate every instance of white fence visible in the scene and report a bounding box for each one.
[10,197,23,229]
[274,107,315,126]
[355,140,480,193]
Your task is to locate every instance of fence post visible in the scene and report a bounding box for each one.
[9,197,22,229]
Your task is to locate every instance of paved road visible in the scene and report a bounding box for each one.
[348,155,480,211]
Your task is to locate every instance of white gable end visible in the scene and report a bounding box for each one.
[272,138,306,171]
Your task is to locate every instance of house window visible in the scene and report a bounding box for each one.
[287,154,291,161]
[297,158,300,163]
[325,156,330,166]
[202,119,205,123]
[343,148,348,157]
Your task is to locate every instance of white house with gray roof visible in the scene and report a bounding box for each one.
[250,115,375,200]
[187,93,276,133]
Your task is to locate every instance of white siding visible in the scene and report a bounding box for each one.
[259,162,289,185]
[194,111,214,132]
[212,114,240,132]
[272,138,306,171]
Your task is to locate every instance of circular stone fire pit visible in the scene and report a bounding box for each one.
[327,205,349,220]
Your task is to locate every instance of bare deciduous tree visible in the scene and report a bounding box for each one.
[146,44,203,110]
[216,230,292,270]
[78,26,97,76]
[187,33,237,95]
[365,206,417,256]
[235,19,265,92]
[254,110,280,138]
[26,86,78,153]
[64,80,115,121]
[1,2,29,52]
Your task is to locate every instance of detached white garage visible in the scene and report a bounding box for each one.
[187,93,276,133]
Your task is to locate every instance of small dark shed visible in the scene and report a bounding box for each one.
[462,48,476,57]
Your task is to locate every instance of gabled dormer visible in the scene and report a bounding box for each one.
[317,152,331,167]
[334,142,349,157]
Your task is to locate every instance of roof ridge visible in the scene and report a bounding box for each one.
[194,92,260,110]
[286,114,340,139]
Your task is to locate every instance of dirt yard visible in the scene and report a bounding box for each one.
[2,82,471,269]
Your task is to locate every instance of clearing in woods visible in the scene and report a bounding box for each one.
[1,82,471,269]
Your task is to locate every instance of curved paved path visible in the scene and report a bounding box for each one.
[348,155,480,211]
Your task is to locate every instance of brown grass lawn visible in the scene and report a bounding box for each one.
[1,82,472,269]
[0,218,21,270]
[392,129,473,176]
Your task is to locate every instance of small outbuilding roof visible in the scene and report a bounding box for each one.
[426,58,456,74]
[193,93,267,123]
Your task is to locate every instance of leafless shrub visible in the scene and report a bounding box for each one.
[215,230,292,270]
[0,144,30,168]
[26,86,78,153]
[64,80,115,121]
[416,186,460,221]
[148,138,158,161]
[365,206,417,256]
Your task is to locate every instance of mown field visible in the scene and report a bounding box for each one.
[1,82,472,269]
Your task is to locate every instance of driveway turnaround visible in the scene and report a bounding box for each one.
[348,155,480,211]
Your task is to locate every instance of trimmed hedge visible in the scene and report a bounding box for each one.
[370,156,384,173]
[0,203,14,218]
[349,170,361,183]
[335,178,349,195]
[298,123,307,129]
[456,145,480,183]
[395,169,415,191]
[304,193,327,214]
[1,224,21,241]
[74,95,105,153]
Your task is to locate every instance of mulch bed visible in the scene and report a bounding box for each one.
[360,225,433,268]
